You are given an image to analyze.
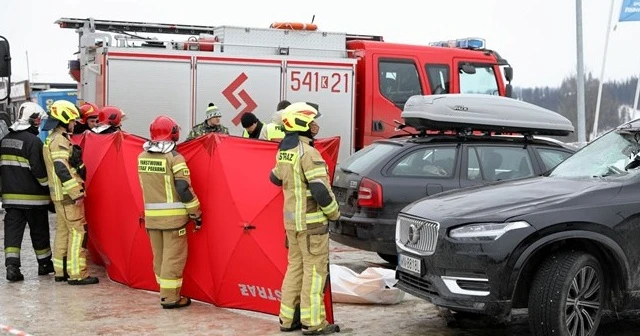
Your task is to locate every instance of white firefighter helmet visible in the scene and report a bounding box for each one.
[10,102,46,132]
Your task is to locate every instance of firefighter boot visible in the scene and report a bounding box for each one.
[161,297,191,309]
[6,265,24,282]
[280,305,302,332]
[302,324,341,335]
[54,257,69,282]
[68,276,99,285]
[38,260,54,276]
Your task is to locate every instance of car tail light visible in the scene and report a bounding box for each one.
[357,177,383,208]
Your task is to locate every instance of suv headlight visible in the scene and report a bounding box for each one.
[448,221,531,241]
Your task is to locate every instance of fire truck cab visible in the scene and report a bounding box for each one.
[347,39,513,150]
[57,18,513,163]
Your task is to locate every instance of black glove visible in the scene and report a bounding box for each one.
[69,145,86,180]
[48,202,56,213]
[193,217,202,231]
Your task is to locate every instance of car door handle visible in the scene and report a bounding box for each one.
[426,184,443,196]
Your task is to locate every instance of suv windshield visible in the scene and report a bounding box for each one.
[339,143,398,174]
[550,130,640,178]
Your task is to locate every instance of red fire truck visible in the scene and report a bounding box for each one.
[57,17,513,163]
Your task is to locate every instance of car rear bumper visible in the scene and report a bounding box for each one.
[328,216,397,255]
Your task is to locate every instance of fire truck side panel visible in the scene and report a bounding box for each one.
[106,54,193,141]
[194,57,282,136]
[80,52,99,106]
[283,60,356,164]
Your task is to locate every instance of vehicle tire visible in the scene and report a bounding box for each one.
[528,250,605,336]
[377,253,398,265]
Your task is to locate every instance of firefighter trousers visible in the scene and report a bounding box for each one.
[279,227,330,331]
[52,201,89,280]
[147,226,188,304]
[3,208,51,267]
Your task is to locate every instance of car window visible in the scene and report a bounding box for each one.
[379,59,422,108]
[537,148,573,171]
[425,64,450,94]
[340,143,398,174]
[467,146,534,182]
[390,147,457,177]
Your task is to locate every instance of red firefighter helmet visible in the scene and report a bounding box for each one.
[150,116,180,142]
[98,106,124,127]
[79,102,100,124]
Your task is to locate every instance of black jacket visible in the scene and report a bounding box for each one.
[0,128,50,208]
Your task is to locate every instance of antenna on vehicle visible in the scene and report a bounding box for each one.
[311,15,315,24]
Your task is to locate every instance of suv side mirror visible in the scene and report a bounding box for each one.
[460,63,476,75]
[0,37,11,78]
[504,66,513,82]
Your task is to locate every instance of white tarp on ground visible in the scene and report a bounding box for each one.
[330,264,405,304]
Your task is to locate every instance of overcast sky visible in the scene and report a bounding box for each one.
[1,0,638,88]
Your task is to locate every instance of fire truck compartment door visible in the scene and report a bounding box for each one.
[195,58,282,136]
[107,57,192,141]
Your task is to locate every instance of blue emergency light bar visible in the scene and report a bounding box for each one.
[428,38,486,50]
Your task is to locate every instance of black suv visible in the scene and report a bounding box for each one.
[330,134,575,264]
[395,119,640,336]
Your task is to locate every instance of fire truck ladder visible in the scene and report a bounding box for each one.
[55,17,383,41]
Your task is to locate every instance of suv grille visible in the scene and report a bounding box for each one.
[396,215,439,255]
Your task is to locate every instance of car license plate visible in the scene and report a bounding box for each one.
[399,254,421,275]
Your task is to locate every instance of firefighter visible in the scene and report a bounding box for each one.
[261,100,289,142]
[269,102,341,335]
[73,102,100,134]
[1,102,53,281]
[240,112,264,139]
[186,103,229,140]
[138,115,202,309]
[42,100,99,285]
[92,106,125,134]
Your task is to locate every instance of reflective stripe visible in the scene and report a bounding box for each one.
[305,167,326,180]
[70,228,82,276]
[280,304,295,319]
[144,208,188,217]
[4,247,20,259]
[144,202,185,210]
[37,177,49,187]
[158,277,182,289]
[51,151,70,160]
[321,200,338,215]
[306,211,326,224]
[242,129,249,138]
[306,190,312,197]
[309,265,324,326]
[164,175,174,203]
[5,247,20,253]
[53,258,64,270]
[35,248,52,260]
[293,146,305,231]
[172,162,188,174]
[2,193,51,206]
[184,199,200,210]
[62,179,80,192]
[0,154,30,168]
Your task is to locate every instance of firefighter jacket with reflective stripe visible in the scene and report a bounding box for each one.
[0,129,51,208]
[43,128,84,202]
[138,150,202,230]
[270,136,340,231]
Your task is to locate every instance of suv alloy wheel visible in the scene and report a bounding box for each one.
[528,250,604,336]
